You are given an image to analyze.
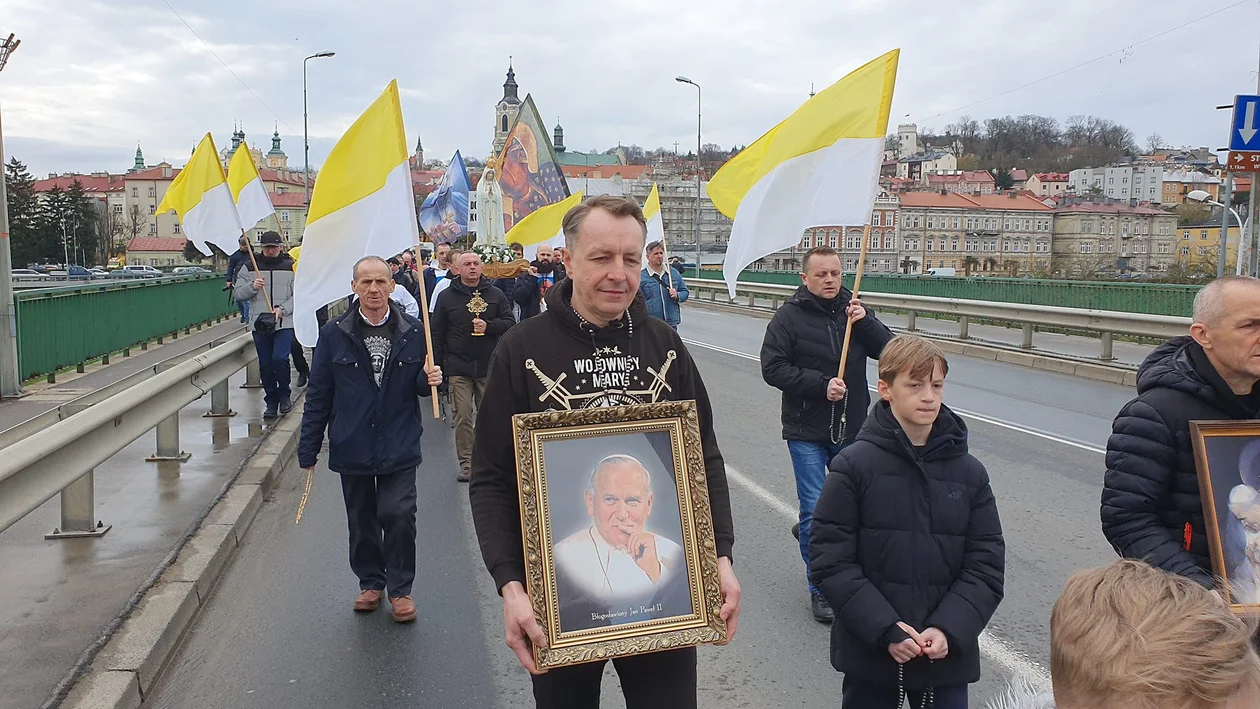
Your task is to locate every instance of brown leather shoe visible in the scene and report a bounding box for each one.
[456,468,471,483]
[390,595,417,623]
[354,589,382,612]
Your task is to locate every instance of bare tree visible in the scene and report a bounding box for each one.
[1145,133,1164,154]
[95,208,126,264]
[126,204,147,243]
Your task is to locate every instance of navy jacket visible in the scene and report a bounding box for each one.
[298,301,435,476]
[226,249,250,283]
[811,401,1005,690]
[639,266,689,326]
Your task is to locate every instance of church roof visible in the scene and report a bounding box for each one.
[556,151,621,167]
[499,60,521,106]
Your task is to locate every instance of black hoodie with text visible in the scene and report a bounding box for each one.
[468,278,735,593]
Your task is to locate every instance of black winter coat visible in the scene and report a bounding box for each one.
[514,262,568,319]
[431,278,514,379]
[761,285,894,444]
[297,301,435,476]
[810,401,1005,690]
[491,277,518,316]
[1102,336,1260,588]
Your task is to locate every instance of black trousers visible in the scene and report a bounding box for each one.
[841,676,968,709]
[291,345,309,377]
[531,647,696,709]
[338,469,417,598]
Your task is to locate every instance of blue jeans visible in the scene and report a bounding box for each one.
[237,298,249,322]
[842,677,968,709]
[252,329,293,408]
[787,439,845,594]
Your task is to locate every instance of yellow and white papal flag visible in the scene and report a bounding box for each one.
[228,143,275,230]
[708,49,899,298]
[156,133,243,256]
[293,80,420,347]
[506,191,584,261]
[643,183,666,247]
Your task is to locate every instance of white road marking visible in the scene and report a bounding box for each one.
[681,337,1107,455]
[725,463,1054,694]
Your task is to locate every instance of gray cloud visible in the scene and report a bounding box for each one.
[0,0,1254,177]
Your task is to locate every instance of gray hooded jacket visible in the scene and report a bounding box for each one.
[233,253,295,332]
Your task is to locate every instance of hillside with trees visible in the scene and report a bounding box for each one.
[913,114,1139,174]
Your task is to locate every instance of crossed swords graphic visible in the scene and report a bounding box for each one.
[525,350,677,411]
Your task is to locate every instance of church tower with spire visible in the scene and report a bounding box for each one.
[131,143,145,172]
[410,134,424,170]
[266,125,288,170]
[553,119,566,154]
[492,59,522,157]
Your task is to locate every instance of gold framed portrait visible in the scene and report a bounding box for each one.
[1190,420,1260,615]
[512,400,727,670]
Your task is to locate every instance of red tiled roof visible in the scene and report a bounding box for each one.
[1032,173,1070,181]
[1052,201,1167,216]
[561,164,652,179]
[269,192,307,208]
[33,174,127,193]
[1009,169,1029,182]
[925,171,994,185]
[126,166,181,181]
[899,192,1052,211]
[258,169,305,186]
[127,237,186,252]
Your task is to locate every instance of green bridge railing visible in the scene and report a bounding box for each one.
[691,270,1200,317]
[15,275,237,380]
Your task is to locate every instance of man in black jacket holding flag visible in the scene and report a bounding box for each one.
[760,245,893,624]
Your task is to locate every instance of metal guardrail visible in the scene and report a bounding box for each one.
[685,277,1189,361]
[0,332,258,536]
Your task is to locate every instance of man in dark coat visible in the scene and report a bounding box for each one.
[432,251,514,482]
[226,236,252,324]
[514,244,567,319]
[811,335,1005,708]
[1103,275,1260,589]
[469,195,741,707]
[760,245,893,623]
[298,256,443,624]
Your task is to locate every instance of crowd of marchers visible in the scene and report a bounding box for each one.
[229,194,1260,709]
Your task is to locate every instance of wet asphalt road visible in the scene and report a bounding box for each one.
[147,306,1134,708]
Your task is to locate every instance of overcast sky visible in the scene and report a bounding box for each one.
[1,0,1257,178]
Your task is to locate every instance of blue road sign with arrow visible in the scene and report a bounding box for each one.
[1231,94,1260,152]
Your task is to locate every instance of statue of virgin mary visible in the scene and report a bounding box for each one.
[476,166,507,247]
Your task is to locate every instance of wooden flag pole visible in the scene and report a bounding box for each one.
[660,238,675,290]
[413,250,442,419]
[837,224,872,378]
[240,234,275,314]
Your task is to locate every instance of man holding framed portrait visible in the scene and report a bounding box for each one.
[1103,275,1260,599]
[469,195,740,708]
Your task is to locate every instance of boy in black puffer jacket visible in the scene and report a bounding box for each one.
[810,335,1005,709]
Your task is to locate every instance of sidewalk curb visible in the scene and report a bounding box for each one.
[687,300,1139,388]
[60,399,305,709]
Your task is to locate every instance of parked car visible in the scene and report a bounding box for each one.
[121,265,162,278]
[62,265,93,280]
[173,266,212,275]
[12,268,47,282]
[89,268,108,278]
[925,267,957,277]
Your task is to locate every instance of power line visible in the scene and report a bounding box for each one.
[921,0,1253,125]
[160,0,298,134]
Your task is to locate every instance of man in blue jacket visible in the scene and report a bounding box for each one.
[298,255,443,624]
[639,240,689,330]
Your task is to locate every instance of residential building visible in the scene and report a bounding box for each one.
[898,191,1055,276]
[755,194,901,273]
[1161,169,1222,205]
[1068,165,1165,203]
[564,176,731,269]
[1026,173,1070,198]
[896,151,958,182]
[1009,169,1029,187]
[125,237,190,268]
[561,163,650,180]
[925,170,995,195]
[1051,197,1178,276]
[1176,221,1242,271]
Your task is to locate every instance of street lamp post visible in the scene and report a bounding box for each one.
[676,76,701,275]
[1187,189,1247,275]
[303,51,336,210]
[0,33,22,397]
